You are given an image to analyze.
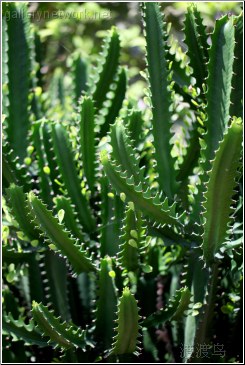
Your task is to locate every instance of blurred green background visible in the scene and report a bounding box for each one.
[28,1,242,99]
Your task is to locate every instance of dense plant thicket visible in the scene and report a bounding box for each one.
[2,2,243,363]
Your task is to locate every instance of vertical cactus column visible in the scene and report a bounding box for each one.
[3,2,33,161]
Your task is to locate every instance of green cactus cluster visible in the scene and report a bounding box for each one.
[2,2,243,363]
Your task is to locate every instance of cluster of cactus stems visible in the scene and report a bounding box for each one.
[2,2,243,363]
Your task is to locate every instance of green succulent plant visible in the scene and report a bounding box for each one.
[2,2,243,363]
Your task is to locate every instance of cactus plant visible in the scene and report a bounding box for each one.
[2,2,243,363]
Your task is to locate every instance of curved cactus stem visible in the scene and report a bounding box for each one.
[191,14,236,223]
[28,192,97,274]
[101,152,184,230]
[32,302,94,350]
[143,287,191,327]
[3,313,50,348]
[202,119,242,265]
[110,287,141,355]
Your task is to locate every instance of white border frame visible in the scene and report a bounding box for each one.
[0,1,244,364]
